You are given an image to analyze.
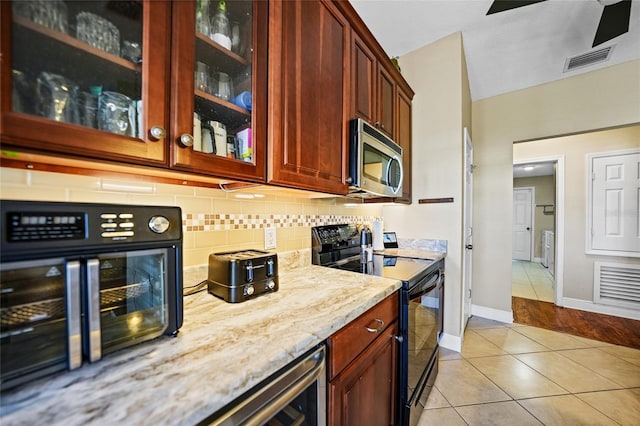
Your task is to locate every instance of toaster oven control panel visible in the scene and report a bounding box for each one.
[6,211,85,242]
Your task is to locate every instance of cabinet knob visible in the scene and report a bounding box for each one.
[179,133,194,147]
[149,126,167,140]
[374,121,380,127]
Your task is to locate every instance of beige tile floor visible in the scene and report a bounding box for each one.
[512,260,555,302]
[418,316,640,426]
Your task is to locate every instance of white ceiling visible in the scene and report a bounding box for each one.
[350,0,640,101]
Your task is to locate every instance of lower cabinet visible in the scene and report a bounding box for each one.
[328,292,399,426]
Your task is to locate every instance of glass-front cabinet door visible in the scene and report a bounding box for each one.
[170,0,267,182]
[1,1,170,165]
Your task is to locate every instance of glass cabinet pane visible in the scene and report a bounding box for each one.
[193,0,253,162]
[11,1,143,137]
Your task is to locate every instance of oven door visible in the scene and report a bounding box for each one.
[201,345,326,426]
[0,258,82,390]
[85,247,173,361]
[404,269,441,424]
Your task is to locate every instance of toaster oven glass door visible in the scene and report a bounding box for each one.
[86,248,169,360]
[0,258,81,390]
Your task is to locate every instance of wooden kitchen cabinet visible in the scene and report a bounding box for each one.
[395,87,412,204]
[266,0,350,195]
[170,0,267,183]
[328,292,399,425]
[1,0,171,166]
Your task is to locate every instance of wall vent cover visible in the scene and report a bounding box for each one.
[564,45,615,72]
[594,261,640,309]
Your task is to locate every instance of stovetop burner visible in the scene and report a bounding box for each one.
[312,224,437,284]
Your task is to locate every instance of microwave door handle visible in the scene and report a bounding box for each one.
[385,156,403,194]
[66,260,82,370]
[86,259,102,362]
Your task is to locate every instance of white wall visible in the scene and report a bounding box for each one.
[383,32,471,343]
[472,60,640,314]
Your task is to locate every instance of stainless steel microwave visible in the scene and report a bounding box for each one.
[348,118,403,198]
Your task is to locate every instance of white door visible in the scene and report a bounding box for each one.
[462,128,473,329]
[590,151,640,254]
[513,188,533,261]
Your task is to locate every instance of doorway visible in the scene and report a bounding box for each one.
[512,157,564,306]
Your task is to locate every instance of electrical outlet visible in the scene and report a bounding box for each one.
[264,227,276,250]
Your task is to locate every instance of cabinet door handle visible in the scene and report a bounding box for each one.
[149,126,167,140]
[179,133,194,147]
[365,318,385,333]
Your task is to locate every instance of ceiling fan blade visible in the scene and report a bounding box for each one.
[593,0,632,47]
[486,0,547,15]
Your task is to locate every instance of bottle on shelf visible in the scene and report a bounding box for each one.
[210,0,231,50]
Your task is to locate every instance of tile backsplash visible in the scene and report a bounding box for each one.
[0,167,383,266]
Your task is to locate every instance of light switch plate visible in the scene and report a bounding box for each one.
[264,227,276,249]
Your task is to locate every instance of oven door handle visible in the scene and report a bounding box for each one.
[66,260,82,370]
[86,259,102,363]
[410,270,441,299]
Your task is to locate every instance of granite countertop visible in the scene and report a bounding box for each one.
[376,248,445,261]
[0,264,402,425]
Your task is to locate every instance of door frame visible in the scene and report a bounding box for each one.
[513,156,565,306]
[512,186,535,261]
[462,128,473,331]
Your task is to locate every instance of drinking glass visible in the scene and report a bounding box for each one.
[79,92,99,129]
[27,0,68,34]
[213,72,233,101]
[36,72,78,124]
[195,61,211,93]
[76,12,120,55]
[98,91,133,136]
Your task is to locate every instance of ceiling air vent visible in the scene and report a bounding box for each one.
[564,45,615,72]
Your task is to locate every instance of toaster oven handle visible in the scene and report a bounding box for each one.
[86,259,102,363]
[66,260,82,370]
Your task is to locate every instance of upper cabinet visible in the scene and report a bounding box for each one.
[395,87,412,204]
[1,0,171,166]
[343,2,414,203]
[266,0,350,195]
[170,0,267,183]
[1,0,411,199]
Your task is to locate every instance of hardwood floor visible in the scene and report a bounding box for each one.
[512,296,640,350]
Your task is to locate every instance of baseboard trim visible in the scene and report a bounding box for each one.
[439,333,462,352]
[471,304,514,324]
[562,297,640,321]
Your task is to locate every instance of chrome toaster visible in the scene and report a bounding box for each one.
[207,249,278,303]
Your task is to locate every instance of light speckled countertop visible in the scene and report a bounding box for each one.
[0,264,403,425]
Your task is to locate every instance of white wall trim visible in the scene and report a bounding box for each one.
[471,304,514,324]
[440,333,462,353]
[563,297,640,321]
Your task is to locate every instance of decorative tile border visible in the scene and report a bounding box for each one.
[183,213,379,232]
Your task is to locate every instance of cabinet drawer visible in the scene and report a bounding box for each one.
[328,292,398,379]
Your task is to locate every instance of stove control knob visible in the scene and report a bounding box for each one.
[149,216,170,233]
[245,285,255,296]
[266,279,276,290]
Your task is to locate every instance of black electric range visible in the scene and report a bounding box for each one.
[311,224,444,426]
